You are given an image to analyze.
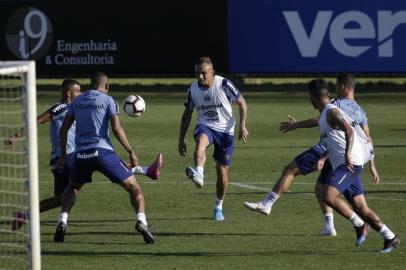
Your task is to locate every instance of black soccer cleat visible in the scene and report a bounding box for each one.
[53,222,66,243]
[135,220,155,244]
[381,235,400,253]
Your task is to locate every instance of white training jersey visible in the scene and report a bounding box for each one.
[319,104,374,171]
[184,75,240,135]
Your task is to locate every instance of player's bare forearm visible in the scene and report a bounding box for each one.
[110,115,134,154]
[179,109,193,142]
[237,95,247,129]
[59,115,74,157]
[294,117,319,129]
[280,116,318,133]
[237,95,249,143]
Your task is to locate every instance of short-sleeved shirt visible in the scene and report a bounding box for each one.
[67,90,118,151]
[47,100,76,160]
[184,75,240,135]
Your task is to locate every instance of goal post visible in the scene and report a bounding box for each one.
[0,61,41,270]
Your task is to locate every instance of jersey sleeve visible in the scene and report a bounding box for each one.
[184,88,194,110]
[47,102,68,119]
[222,79,240,102]
[359,109,368,126]
[106,97,119,116]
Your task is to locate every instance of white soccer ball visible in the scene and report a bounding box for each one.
[123,95,145,117]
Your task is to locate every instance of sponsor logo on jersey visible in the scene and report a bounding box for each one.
[50,103,67,114]
[75,103,105,110]
[203,110,218,118]
[197,103,223,111]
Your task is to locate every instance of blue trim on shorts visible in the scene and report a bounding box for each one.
[327,165,364,199]
[194,124,234,166]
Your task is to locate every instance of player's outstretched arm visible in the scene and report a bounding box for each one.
[361,124,381,183]
[178,108,193,156]
[279,116,319,133]
[4,111,52,149]
[328,108,354,171]
[110,114,138,167]
[236,95,248,143]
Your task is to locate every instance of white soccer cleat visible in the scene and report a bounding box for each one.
[185,166,204,187]
[319,225,337,237]
[243,201,271,215]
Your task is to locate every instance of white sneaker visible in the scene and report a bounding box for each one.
[319,225,337,237]
[243,201,271,215]
[185,166,204,187]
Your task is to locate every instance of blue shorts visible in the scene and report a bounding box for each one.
[50,153,74,195]
[294,148,323,175]
[194,124,234,166]
[327,165,364,201]
[70,148,132,184]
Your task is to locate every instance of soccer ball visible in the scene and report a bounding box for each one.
[123,95,145,117]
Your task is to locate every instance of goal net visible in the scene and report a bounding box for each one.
[0,61,40,270]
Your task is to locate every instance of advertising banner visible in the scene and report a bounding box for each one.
[0,1,227,76]
[228,0,406,73]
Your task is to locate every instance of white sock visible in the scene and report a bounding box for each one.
[324,212,335,228]
[137,213,147,226]
[57,212,68,225]
[379,224,396,240]
[196,166,204,176]
[261,191,279,208]
[350,212,364,227]
[132,166,148,175]
[214,198,224,210]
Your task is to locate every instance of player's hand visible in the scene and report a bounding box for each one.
[279,115,296,133]
[129,151,139,167]
[4,135,18,150]
[369,165,381,184]
[345,154,353,172]
[239,127,249,143]
[314,158,325,171]
[178,140,187,156]
[56,156,67,173]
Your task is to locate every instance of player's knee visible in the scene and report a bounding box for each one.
[121,177,140,192]
[352,196,367,213]
[283,162,299,176]
[322,192,335,206]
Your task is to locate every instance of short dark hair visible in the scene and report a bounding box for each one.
[336,73,355,88]
[61,79,80,92]
[90,72,108,88]
[308,78,329,99]
[195,56,213,67]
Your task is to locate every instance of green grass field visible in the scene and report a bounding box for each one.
[31,84,406,269]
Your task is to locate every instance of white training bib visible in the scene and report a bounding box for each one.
[319,104,374,170]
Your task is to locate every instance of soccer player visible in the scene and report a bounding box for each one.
[308,84,399,253]
[5,79,81,230]
[178,57,248,221]
[54,72,154,244]
[5,80,162,231]
[244,75,380,237]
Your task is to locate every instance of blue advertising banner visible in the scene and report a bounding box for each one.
[228,0,406,73]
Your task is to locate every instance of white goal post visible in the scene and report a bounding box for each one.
[0,61,41,270]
